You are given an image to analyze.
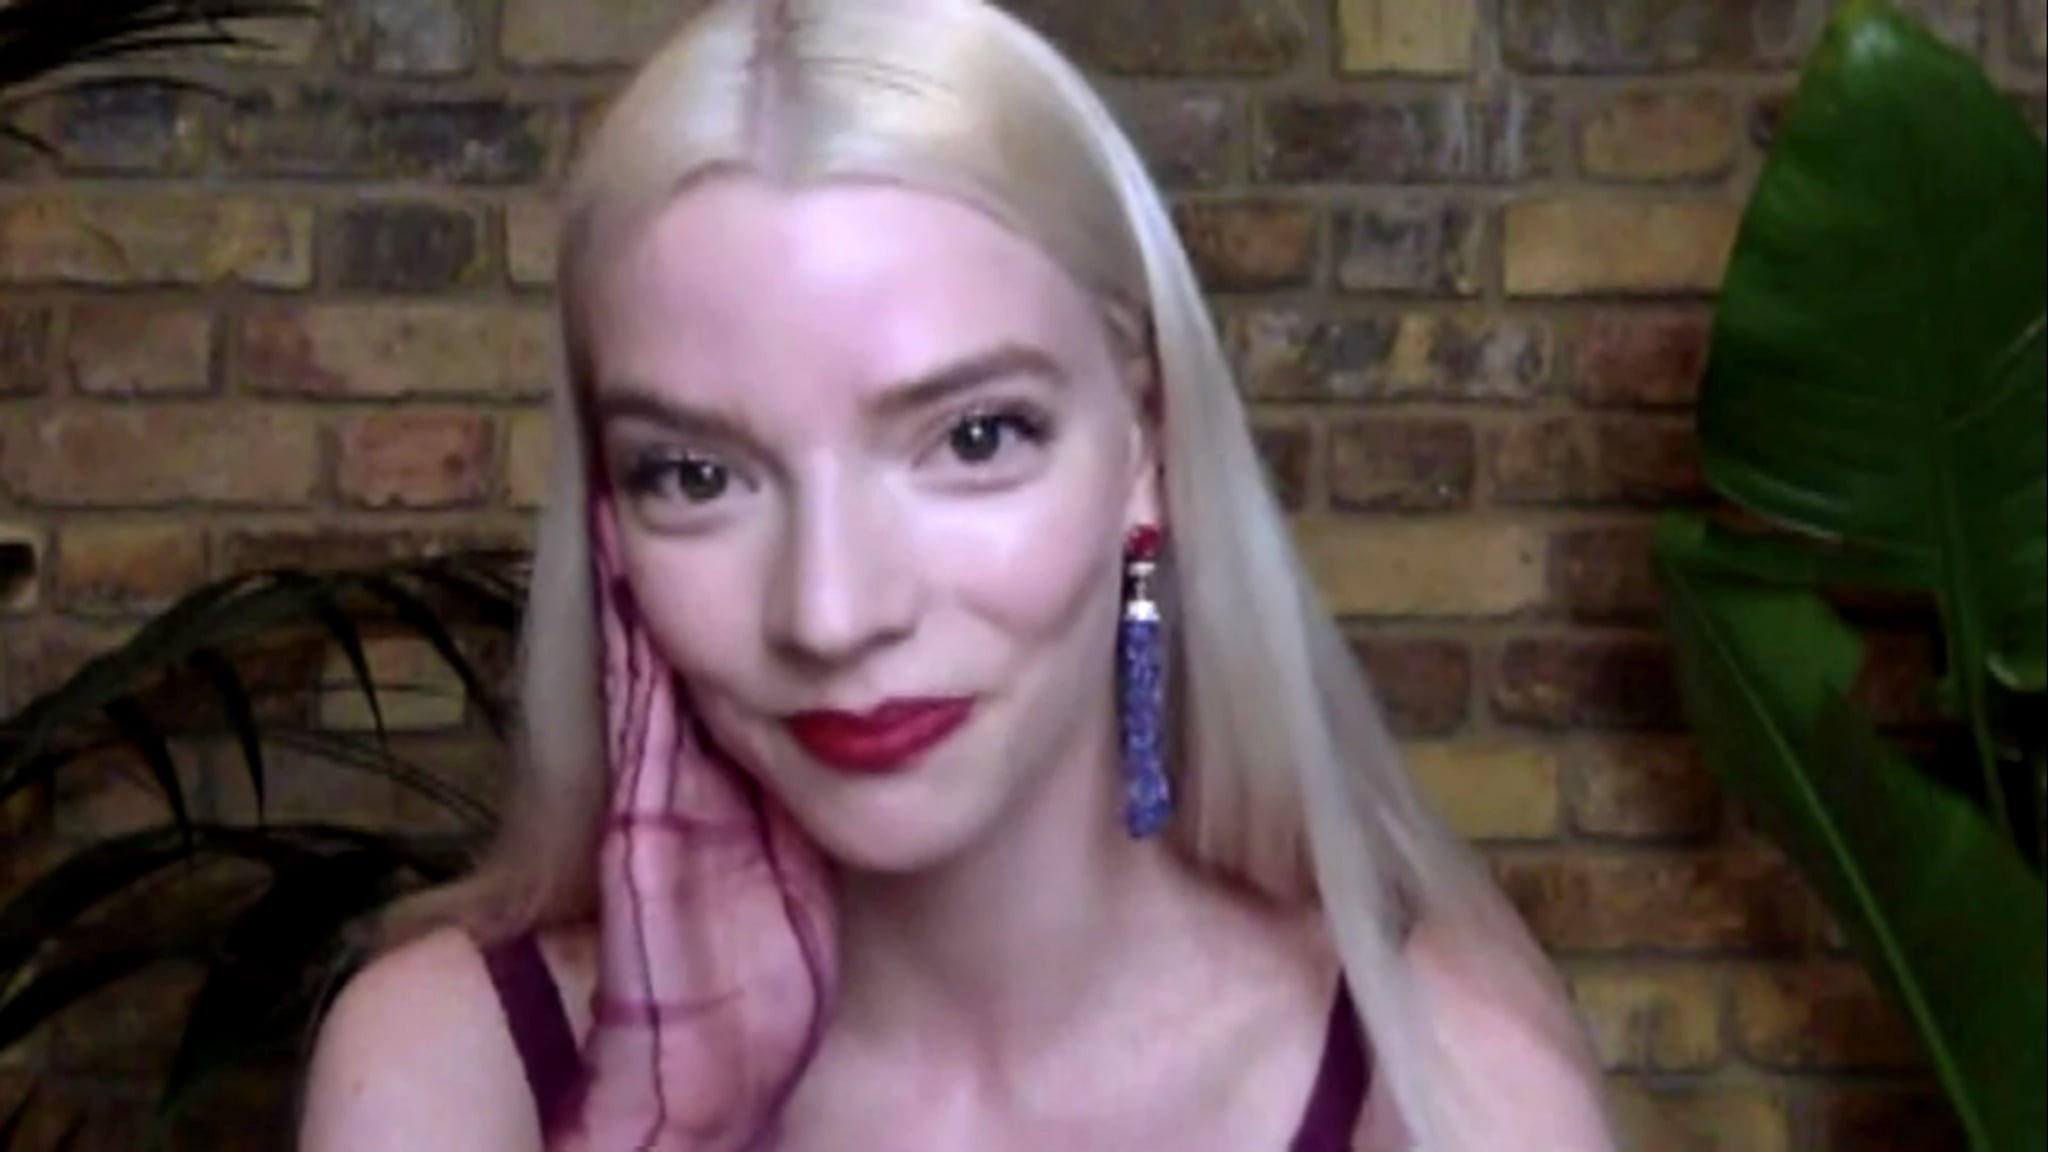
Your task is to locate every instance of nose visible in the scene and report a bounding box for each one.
[763,472,920,667]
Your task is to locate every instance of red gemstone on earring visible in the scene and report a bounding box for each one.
[1127,524,1163,561]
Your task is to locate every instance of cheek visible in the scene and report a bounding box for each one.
[620,538,760,694]
[918,450,1127,644]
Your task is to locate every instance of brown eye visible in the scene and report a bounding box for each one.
[674,457,730,502]
[624,453,732,503]
[949,415,1005,464]
[943,409,1048,467]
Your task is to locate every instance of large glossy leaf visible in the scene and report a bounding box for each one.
[1702,1,2048,827]
[1656,514,2047,1152]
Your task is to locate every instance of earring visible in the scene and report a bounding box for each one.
[1119,525,1173,838]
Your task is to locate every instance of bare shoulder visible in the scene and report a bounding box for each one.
[1350,915,1618,1152]
[299,925,542,1152]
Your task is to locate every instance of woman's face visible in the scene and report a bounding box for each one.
[584,175,1158,874]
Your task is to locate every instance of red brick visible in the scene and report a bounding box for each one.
[65,302,215,396]
[1576,89,1738,181]
[1114,88,1238,189]
[1407,741,1561,840]
[1570,736,1724,842]
[1332,200,1485,296]
[333,0,477,75]
[216,526,529,575]
[1304,521,1548,617]
[1337,0,1478,75]
[1570,966,1724,1071]
[48,80,205,176]
[1488,416,1704,506]
[55,523,208,615]
[0,408,320,508]
[1250,420,1315,510]
[1549,523,1660,621]
[0,304,53,395]
[1613,1082,1793,1152]
[334,411,497,509]
[1814,1087,1966,1152]
[1569,310,1711,408]
[0,195,314,287]
[1005,0,1308,76]
[1504,197,1738,296]
[235,303,554,399]
[1350,636,1471,737]
[1500,0,1830,72]
[1493,635,1682,729]
[1172,201,1320,291]
[1328,418,1475,512]
[223,88,558,184]
[1257,92,1558,183]
[1494,850,1825,952]
[1230,310,1550,402]
[499,0,700,67]
[329,201,489,292]
[1734,963,1925,1070]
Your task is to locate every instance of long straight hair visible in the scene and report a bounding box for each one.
[380,2,1615,1147]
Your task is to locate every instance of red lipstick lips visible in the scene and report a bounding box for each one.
[784,697,975,774]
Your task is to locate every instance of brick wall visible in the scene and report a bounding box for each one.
[1,0,2042,1148]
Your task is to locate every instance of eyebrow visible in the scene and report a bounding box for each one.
[592,341,1068,441]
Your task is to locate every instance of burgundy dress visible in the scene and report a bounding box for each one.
[483,933,1369,1149]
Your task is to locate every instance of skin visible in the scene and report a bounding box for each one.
[298,177,1611,1151]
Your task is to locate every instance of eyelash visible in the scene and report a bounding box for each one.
[615,402,1056,508]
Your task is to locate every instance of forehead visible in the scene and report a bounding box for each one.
[584,176,1104,401]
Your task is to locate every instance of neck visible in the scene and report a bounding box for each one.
[828,727,1195,1070]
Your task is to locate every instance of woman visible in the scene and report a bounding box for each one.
[299,1,1619,1148]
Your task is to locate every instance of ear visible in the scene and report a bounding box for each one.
[1120,349,1165,533]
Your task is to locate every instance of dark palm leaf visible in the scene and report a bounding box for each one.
[0,554,527,815]
[185,648,267,820]
[0,826,196,986]
[0,822,472,1072]
[154,846,422,1131]
[0,550,522,1142]
[0,0,315,92]
[0,1088,33,1148]
[261,728,497,833]
[102,694,195,843]
[0,0,317,156]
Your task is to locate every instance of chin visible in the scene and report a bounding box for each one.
[769,771,1001,877]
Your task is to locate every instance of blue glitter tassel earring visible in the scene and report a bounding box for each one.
[1119,525,1173,838]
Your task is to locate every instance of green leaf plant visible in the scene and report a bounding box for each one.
[0,553,527,1147]
[1652,3,2047,1149]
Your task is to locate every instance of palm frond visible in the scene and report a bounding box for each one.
[0,552,527,813]
[0,0,317,153]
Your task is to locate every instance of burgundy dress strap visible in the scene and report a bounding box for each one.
[478,931,1368,1148]
[1291,977,1370,1150]
[479,932,583,1137]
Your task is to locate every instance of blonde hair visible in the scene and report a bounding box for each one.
[382,2,1614,1147]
